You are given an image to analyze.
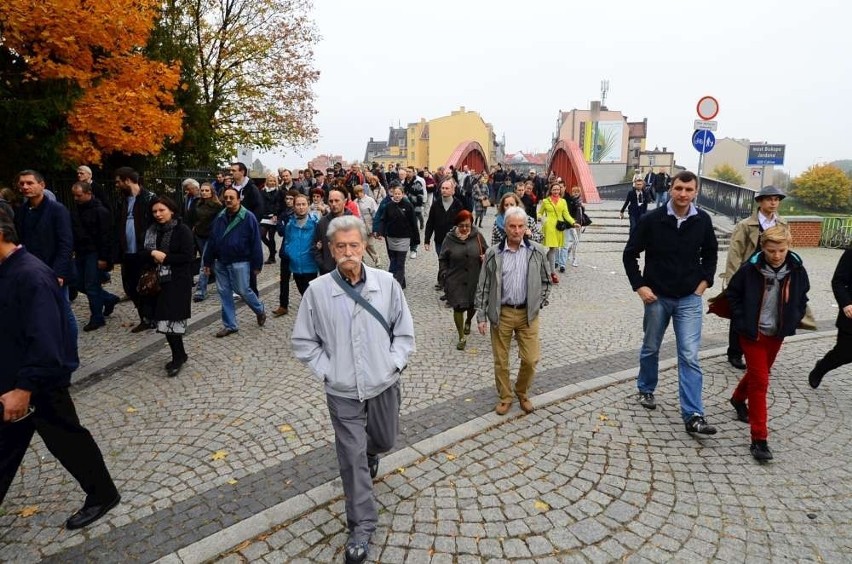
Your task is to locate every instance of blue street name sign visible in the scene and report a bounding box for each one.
[747,144,785,166]
[692,130,716,154]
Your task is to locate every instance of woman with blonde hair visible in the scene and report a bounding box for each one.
[492,193,541,246]
[537,181,576,283]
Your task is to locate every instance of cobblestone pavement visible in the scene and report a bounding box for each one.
[0,203,847,562]
[214,338,852,563]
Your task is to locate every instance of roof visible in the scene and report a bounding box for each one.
[388,127,406,148]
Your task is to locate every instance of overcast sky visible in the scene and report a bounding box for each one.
[262,0,849,177]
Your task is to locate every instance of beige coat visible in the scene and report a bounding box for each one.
[723,212,789,281]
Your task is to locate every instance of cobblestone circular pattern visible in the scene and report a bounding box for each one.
[219,339,852,563]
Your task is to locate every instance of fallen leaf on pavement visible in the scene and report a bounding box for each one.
[396,467,405,474]
[278,424,293,433]
[534,500,550,511]
[598,414,609,421]
[126,407,137,413]
[19,506,39,518]
[226,478,238,485]
[444,453,456,461]
[211,450,228,461]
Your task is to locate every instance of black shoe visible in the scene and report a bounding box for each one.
[729,398,749,423]
[66,494,121,530]
[130,322,150,334]
[367,454,379,479]
[808,366,824,389]
[344,541,369,564]
[215,327,238,338]
[265,257,276,264]
[638,392,656,410]
[728,355,746,370]
[750,440,773,461]
[685,415,717,435]
[167,355,188,377]
[463,320,472,335]
[257,311,267,327]
[559,266,566,273]
[83,321,105,332]
[103,299,118,317]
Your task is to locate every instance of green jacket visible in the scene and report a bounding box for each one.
[475,237,551,325]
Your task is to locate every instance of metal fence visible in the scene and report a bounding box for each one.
[43,167,218,212]
[596,177,756,222]
[820,217,852,249]
[696,177,756,223]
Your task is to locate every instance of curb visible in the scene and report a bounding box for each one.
[155,329,836,564]
[71,277,281,387]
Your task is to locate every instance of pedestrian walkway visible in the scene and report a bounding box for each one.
[0,209,847,563]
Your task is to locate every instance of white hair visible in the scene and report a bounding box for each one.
[182,178,200,189]
[327,215,368,243]
[77,165,92,175]
[504,206,528,224]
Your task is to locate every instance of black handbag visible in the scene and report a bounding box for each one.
[581,212,592,226]
[556,220,570,231]
[137,266,161,296]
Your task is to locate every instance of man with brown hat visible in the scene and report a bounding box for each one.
[722,185,788,369]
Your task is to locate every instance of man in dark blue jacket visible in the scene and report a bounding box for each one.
[14,170,78,346]
[623,171,719,436]
[0,215,119,529]
[204,187,267,337]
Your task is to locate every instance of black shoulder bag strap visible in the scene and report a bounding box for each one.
[331,269,394,341]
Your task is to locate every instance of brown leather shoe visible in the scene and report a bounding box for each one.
[519,398,535,414]
[272,306,288,317]
[495,401,512,416]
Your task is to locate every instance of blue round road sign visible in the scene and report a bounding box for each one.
[692,130,716,154]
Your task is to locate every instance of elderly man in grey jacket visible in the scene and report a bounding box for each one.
[292,215,415,564]
[476,206,551,416]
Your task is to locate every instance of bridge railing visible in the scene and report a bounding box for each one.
[696,177,756,222]
[596,177,756,222]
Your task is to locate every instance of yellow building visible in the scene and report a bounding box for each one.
[366,107,497,171]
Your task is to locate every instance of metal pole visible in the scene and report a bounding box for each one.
[697,136,705,192]
[760,165,766,189]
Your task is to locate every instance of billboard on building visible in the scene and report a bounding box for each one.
[580,120,623,163]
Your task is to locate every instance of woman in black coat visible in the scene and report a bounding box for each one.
[438,210,487,350]
[810,248,852,388]
[140,196,194,377]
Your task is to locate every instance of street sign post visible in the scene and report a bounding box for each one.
[747,144,785,188]
[692,130,716,153]
[694,119,717,131]
[692,129,716,188]
[696,96,719,120]
[747,144,785,166]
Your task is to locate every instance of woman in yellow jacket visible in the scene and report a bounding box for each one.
[537,181,577,284]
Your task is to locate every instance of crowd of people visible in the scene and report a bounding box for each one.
[1,159,849,564]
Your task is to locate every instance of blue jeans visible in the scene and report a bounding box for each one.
[214,261,265,330]
[60,285,79,362]
[656,190,668,206]
[75,253,119,324]
[637,293,705,421]
[195,238,209,299]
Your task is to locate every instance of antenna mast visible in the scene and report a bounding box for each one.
[600,79,610,108]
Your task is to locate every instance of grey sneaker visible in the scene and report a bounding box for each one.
[638,392,656,410]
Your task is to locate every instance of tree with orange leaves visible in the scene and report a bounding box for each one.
[0,0,183,176]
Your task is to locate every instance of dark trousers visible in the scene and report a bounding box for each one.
[261,225,277,260]
[813,331,852,378]
[250,270,258,295]
[727,321,743,358]
[293,272,317,295]
[326,382,400,543]
[278,257,292,308]
[387,249,408,289]
[0,386,118,506]
[121,253,145,320]
[76,252,119,325]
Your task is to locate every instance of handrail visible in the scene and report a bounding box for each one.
[596,177,756,222]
